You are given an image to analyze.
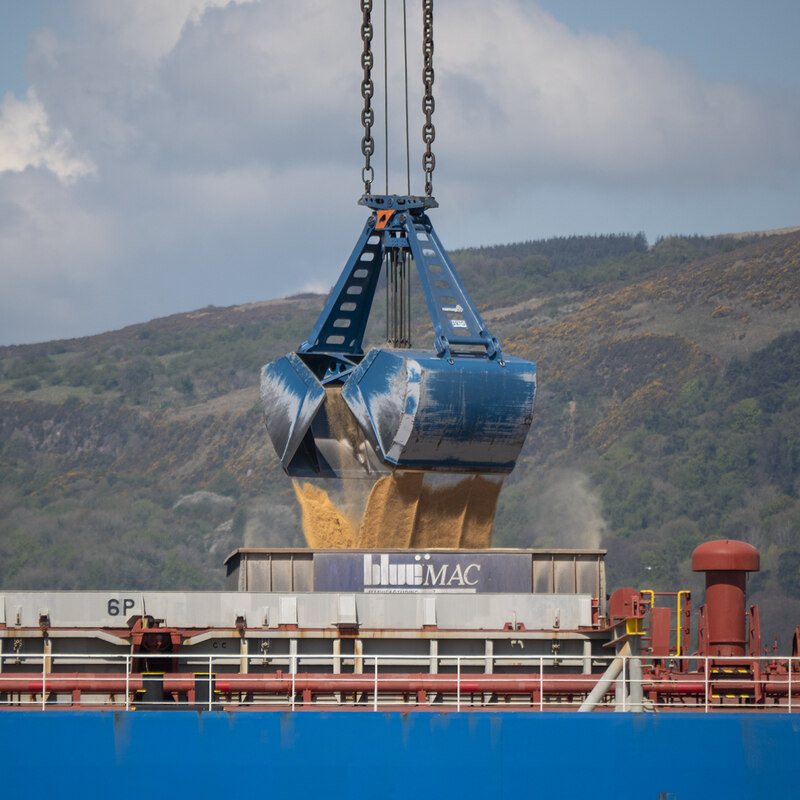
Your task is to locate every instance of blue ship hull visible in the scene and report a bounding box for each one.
[3,710,799,799]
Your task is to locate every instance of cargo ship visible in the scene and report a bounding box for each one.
[3,6,799,797]
[2,540,800,798]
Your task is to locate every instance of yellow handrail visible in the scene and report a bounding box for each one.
[640,589,690,657]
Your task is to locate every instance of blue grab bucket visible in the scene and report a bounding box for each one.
[261,348,535,478]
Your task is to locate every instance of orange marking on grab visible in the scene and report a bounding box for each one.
[375,210,395,230]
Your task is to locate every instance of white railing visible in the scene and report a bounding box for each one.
[0,651,797,712]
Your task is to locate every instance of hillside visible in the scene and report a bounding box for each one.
[1,229,799,643]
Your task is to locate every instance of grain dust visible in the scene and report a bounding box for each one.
[458,475,504,548]
[293,471,503,549]
[358,472,424,548]
[408,474,503,548]
[292,480,358,548]
[323,387,362,459]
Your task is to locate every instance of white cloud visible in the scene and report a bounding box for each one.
[0,168,119,345]
[0,90,95,182]
[436,0,799,187]
[0,0,798,344]
[75,0,260,63]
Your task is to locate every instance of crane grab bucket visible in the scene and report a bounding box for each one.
[260,195,536,478]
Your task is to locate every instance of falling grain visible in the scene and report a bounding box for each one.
[293,471,503,549]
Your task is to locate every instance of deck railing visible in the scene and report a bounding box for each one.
[0,651,798,712]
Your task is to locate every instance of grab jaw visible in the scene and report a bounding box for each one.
[261,195,536,478]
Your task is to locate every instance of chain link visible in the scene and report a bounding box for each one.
[361,0,375,194]
[421,0,435,197]
[360,0,435,197]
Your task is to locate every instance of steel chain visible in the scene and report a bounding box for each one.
[360,0,435,197]
[421,0,435,196]
[361,0,375,193]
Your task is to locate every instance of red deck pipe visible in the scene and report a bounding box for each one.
[208,674,621,696]
[692,539,759,657]
[0,673,143,694]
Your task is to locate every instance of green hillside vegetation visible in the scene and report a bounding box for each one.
[1,227,799,643]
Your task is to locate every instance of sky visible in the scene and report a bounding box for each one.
[0,0,798,346]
